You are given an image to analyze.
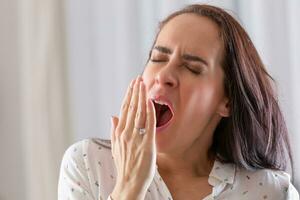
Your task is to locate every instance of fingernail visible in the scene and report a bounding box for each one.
[130,79,135,88]
[137,75,142,81]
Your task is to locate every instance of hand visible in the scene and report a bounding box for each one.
[110,75,157,200]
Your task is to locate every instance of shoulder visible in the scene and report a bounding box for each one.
[89,137,112,150]
[61,137,112,163]
[58,138,115,199]
[73,137,112,149]
[233,167,299,199]
[63,137,111,153]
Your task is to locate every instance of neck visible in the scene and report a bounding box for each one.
[157,140,215,178]
[156,115,221,179]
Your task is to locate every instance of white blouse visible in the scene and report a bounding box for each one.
[58,138,299,200]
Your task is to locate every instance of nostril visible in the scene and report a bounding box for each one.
[154,71,177,88]
[166,82,174,87]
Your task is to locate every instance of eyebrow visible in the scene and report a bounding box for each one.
[153,46,172,54]
[153,45,208,66]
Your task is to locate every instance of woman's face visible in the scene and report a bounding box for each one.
[143,14,229,154]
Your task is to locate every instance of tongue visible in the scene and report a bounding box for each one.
[157,109,172,127]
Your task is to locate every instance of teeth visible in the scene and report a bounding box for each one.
[153,100,168,106]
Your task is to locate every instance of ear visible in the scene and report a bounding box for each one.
[217,97,230,117]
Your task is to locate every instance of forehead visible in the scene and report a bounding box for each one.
[156,14,223,62]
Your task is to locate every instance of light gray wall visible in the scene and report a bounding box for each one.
[0,0,27,200]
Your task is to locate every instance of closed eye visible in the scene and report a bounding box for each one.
[150,59,167,63]
[150,60,202,75]
[183,63,201,75]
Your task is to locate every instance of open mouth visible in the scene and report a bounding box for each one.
[152,100,174,128]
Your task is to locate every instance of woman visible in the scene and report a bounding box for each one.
[58,4,299,200]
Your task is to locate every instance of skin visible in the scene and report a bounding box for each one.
[111,77,157,200]
[111,13,230,200]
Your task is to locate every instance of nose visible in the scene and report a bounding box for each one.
[154,61,179,88]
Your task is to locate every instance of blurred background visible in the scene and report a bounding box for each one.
[0,0,299,199]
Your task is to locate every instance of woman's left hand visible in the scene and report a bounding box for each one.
[110,76,157,200]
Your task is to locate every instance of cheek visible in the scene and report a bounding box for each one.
[181,83,220,122]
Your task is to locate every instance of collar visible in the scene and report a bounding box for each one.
[208,159,236,186]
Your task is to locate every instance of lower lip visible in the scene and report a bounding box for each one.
[156,117,173,133]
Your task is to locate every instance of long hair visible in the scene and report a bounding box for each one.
[146,4,294,178]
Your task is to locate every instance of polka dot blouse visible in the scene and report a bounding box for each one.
[58,138,299,200]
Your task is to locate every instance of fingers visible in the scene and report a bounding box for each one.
[134,80,146,132]
[116,79,135,134]
[113,75,155,143]
[110,116,119,145]
[125,76,142,134]
[144,98,156,142]
[110,116,119,154]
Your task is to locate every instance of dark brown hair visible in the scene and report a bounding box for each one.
[146,4,294,177]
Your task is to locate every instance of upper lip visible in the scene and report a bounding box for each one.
[150,95,175,116]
